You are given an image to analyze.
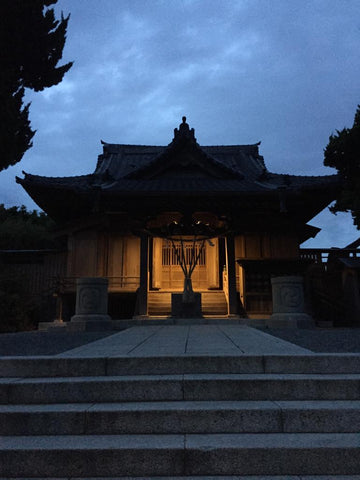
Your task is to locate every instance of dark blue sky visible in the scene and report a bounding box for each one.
[1,0,359,246]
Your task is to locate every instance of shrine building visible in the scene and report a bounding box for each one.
[16,118,339,319]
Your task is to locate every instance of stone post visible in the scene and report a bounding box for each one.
[268,275,313,328]
[71,277,112,329]
[171,292,202,319]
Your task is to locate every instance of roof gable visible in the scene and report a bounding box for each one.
[124,117,243,180]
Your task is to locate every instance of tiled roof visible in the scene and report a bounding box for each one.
[101,177,264,193]
[16,119,340,226]
[16,173,94,191]
[17,146,339,195]
[95,144,166,179]
[15,117,341,232]
[95,142,264,181]
[257,172,340,189]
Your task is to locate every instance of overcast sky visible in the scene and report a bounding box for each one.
[1,0,359,247]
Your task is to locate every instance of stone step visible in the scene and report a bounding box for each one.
[2,400,360,435]
[1,433,360,476]
[2,354,360,377]
[148,291,228,315]
[2,373,360,404]
[148,292,171,316]
[202,304,227,309]
[202,310,227,314]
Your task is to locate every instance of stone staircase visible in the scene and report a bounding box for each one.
[148,290,228,316]
[202,290,228,316]
[148,291,172,316]
[1,353,360,477]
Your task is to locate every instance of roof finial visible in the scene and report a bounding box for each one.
[173,116,196,143]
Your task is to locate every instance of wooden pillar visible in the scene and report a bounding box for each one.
[152,237,162,289]
[207,238,219,289]
[218,237,226,289]
[226,233,238,316]
[138,233,149,316]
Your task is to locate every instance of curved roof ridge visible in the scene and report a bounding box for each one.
[267,172,339,179]
[101,141,165,148]
[101,141,260,149]
[203,143,261,148]
[18,172,93,181]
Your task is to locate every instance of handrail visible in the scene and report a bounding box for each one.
[54,276,140,292]
[300,248,360,264]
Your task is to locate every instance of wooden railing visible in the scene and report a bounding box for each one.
[300,248,360,264]
[58,276,140,293]
[300,248,359,324]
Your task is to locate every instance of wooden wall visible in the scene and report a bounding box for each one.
[235,232,299,259]
[67,230,98,277]
[234,232,300,315]
[67,230,140,291]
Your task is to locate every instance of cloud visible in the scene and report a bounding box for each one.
[1,0,359,246]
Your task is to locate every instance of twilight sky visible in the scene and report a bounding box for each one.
[1,0,359,247]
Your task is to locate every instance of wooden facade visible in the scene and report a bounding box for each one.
[16,118,340,319]
[49,227,306,318]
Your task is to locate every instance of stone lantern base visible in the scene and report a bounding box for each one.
[269,276,314,328]
[70,277,113,331]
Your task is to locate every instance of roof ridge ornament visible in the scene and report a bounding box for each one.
[173,116,196,143]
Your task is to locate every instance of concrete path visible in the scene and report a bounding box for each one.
[58,325,311,357]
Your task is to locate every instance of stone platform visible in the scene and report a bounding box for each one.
[58,324,311,357]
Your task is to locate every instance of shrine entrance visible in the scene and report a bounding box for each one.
[151,237,220,291]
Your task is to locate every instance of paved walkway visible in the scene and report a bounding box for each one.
[58,325,311,357]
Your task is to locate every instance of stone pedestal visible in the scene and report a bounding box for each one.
[71,277,112,331]
[171,293,202,319]
[268,276,313,328]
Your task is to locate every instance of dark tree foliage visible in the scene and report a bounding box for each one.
[0,0,72,172]
[324,105,360,228]
[0,204,61,330]
[0,204,58,249]
[0,267,36,332]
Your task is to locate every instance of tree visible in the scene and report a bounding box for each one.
[0,0,72,172]
[324,105,360,228]
[0,204,61,331]
[0,267,36,332]
[0,204,58,249]
[145,213,229,303]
